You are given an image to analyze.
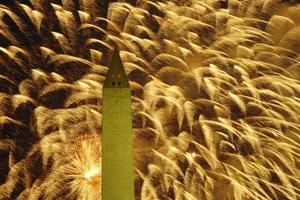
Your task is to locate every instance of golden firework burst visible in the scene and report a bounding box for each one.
[64,134,102,200]
[0,0,299,199]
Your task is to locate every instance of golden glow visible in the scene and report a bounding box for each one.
[65,134,102,200]
[84,167,101,181]
[113,73,122,79]
[0,1,299,200]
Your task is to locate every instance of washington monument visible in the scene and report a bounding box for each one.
[101,49,134,199]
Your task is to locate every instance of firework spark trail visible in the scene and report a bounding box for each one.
[0,0,299,199]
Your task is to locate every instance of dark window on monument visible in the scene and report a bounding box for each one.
[112,82,116,86]
[118,82,121,86]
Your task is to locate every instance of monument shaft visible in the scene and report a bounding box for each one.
[101,50,134,200]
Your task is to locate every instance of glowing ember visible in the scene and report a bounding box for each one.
[84,167,101,181]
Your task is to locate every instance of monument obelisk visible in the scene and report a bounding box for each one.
[101,49,134,200]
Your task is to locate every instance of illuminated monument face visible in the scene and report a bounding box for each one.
[102,50,134,199]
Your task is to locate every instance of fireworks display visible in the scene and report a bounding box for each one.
[0,0,299,199]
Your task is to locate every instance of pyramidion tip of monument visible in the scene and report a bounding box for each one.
[103,48,130,88]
